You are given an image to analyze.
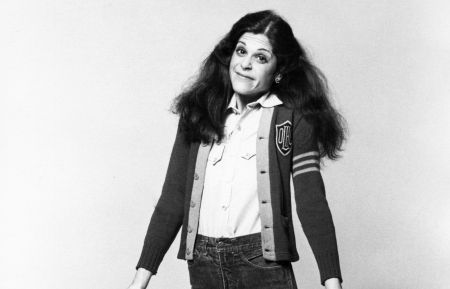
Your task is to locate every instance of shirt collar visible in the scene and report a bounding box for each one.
[227,92,283,114]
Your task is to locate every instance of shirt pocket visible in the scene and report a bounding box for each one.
[240,138,257,160]
[208,142,225,165]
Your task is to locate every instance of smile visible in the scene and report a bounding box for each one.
[234,70,254,80]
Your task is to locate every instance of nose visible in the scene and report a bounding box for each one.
[240,56,252,70]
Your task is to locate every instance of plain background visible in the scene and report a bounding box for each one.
[1,1,450,288]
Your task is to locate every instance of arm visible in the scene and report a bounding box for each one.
[135,119,191,275]
[291,114,343,287]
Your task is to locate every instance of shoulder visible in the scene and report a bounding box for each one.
[271,105,314,134]
[276,106,313,134]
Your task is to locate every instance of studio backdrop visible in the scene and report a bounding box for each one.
[1,1,449,289]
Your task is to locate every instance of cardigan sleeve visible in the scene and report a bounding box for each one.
[136,119,190,274]
[291,114,343,286]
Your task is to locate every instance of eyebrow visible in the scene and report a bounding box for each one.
[238,40,273,55]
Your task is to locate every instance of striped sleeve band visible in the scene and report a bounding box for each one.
[292,151,320,178]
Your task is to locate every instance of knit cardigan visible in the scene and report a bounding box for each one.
[136,105,343,286]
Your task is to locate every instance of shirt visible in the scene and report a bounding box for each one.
[198,92,283,238]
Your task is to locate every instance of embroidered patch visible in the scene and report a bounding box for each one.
[275,120,292,156]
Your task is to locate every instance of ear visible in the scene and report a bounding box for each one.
[274,73,282,84]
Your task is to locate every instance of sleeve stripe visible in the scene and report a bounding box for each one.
[293,151,319,162]
[292,159,319,169]
[292,167,320,177]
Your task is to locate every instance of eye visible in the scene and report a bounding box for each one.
[255,54,268,64]
[235,47,246,56]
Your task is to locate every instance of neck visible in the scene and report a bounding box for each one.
[235,92,267,113]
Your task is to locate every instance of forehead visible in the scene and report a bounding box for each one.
[238,33,273,52]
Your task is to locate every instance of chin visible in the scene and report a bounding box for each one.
[233,87,267,98]
[232,83,258,96]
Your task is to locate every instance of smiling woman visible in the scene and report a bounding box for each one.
[128,10,346,289]
[229,33,278,102]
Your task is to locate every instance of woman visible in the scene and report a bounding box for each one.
[128,10,345,289]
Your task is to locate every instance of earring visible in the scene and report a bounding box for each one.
[274,74,282,84]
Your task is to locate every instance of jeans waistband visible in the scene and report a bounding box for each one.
[195,232,262,249]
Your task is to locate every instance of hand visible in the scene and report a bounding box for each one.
[127,285,145,289]
[127,268,153,289]
[324,277,342,289]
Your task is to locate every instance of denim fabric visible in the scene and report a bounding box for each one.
[187,233,298,289]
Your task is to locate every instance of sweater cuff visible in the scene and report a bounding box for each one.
[135,241,167,275]
[316,251,343,286]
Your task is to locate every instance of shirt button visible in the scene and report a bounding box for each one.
[190,201,196,208]
[221,205,228,210]
[188,226,193,233]
[194,173,199,180]
[186,248,191,255]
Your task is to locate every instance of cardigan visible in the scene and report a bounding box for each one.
[136,104,343,286]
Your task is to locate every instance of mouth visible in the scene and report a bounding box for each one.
[234,70,254,80]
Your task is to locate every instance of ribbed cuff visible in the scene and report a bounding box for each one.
[316,251,343,286]
[135,241,167,275]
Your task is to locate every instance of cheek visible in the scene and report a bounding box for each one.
[229,55,238,71]
[258,69,275,87]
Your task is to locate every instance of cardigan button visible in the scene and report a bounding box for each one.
[186,248,191,255]
[194,173,199,180]
[190,201,196,208]
[188,226,193,233]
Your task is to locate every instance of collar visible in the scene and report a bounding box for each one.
[227,92,283,114]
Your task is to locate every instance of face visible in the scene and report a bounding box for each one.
[229,32,277,98]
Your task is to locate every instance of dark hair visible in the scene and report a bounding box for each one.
[172,10,346,159]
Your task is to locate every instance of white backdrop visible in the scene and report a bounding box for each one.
[1,1,450,288]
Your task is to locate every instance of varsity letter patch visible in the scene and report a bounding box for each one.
[275,120,292,156]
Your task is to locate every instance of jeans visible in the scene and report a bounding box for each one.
[187,233,298,289]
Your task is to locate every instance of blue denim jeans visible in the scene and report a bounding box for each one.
[187,233,298,289]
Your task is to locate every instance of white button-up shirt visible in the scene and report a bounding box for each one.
[198,92,283,238]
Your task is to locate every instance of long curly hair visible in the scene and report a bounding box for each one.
[172,10,346,159]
